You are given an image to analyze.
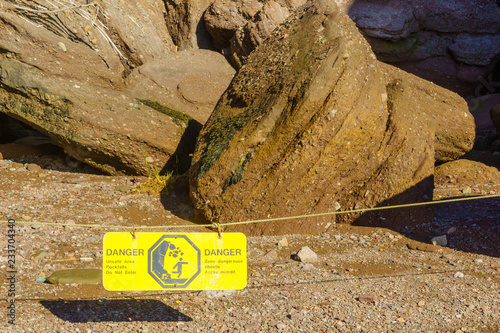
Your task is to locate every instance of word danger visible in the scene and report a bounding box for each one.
[106,249,144,256]
[204,248,242,256]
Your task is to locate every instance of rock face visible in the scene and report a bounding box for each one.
[0,0,234,175]
[205,0,305,68]
[189,1,475,235]
[163,0,215,50]
[204,0,500,95]
[350,0,500,94]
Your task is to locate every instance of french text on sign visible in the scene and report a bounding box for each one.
[103,232,247,291]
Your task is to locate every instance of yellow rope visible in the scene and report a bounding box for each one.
[1,193,499,230]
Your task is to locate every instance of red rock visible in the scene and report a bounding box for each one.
[27,163,42,172]
[358,294,380,304]
[189,1,474,235]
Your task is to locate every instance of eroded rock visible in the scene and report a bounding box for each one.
[0,1,234,175]
[189,1,474,235]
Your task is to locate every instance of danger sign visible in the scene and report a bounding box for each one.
[103,232,247,291]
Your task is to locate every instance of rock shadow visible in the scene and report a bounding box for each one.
[0,114,103,174]
[161,119,203,176]
[39,299,192,323]
[352,176,500,258]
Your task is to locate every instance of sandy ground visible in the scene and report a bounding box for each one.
[0,145,499,332]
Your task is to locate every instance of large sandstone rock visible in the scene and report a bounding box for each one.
[189,1,475,235]
[0,0,234,175]
[125,50,236,124]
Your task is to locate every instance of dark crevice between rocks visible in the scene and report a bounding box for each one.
[0,113,102,174]
[161,119,202,176]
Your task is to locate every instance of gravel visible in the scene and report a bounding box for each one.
[0,157,499,332]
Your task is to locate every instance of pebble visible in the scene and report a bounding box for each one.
[454,272,465,278]
[358,294,379,304]
[27,163,42,172]
[32,251,49,259]
[58,42,67,52]
[431,235,447,246]
[262,249,278,261]
[462,187,472,194]
[35,277,46,283]
[294,246,318,263]
[473,258,483,264]
[277,237,289,247]
[80,257,94,262]
[301,263,315,270]
[114,184,130,192]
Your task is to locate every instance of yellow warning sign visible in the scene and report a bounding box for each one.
[103,232,247,291]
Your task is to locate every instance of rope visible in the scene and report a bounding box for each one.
[1,193,499,230]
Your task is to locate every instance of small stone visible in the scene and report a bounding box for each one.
[277,238,288,247]
[473,258,483,264]
[454,271,464,278]
[301,263,315,270]
[244,323,259,331]
[446,227,457,234]
[115,184,130,192]
[396,317,405,323]
[80,257,94,262]
[32,251,49,259]
[262,250,278,261]
[294,246,318,263]
[431,235,447,247]
[358,294,379,304]
[462,187,472,194]
[35,277,46,283]
[145,156,155,163]
[26,163,42,172]
[418,300,426,307]
[58,42,67,52]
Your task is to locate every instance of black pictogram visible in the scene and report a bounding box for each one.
[148,235,200,288]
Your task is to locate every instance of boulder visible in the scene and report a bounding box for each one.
[189,1,474,235]
[468,94,500,149]
[204,0,263,50]
[348,0,418,41]
[125,49,236,124]
[204,0,500,95]
[0,1,234,175]
[205,0,306,68]
[448,34,500,66]
[227,1,292,68]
